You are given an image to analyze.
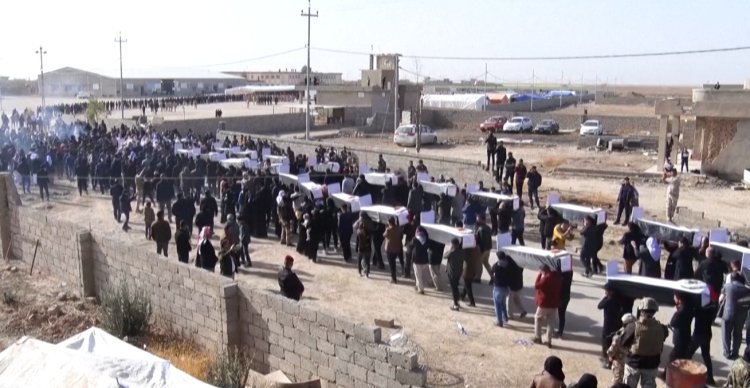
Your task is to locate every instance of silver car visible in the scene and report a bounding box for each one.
[393,125,438,147]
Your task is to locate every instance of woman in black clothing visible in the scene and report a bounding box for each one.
[597,285,625,368]
[297,213,308,255]
[218,237,239,279]
[556,269,573,338]
[196,227,218,271]
[619,222,645,274]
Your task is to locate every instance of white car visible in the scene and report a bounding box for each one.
[579,120,604,136]
[502,116,533,133]
[393,124,438,147]
[76,91,91,99]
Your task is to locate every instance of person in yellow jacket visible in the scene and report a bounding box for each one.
[551,220,574,250]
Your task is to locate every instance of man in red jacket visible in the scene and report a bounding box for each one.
[533,264,562,348]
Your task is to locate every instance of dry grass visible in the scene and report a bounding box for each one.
[541,156,570,169]
[147,332,212,381]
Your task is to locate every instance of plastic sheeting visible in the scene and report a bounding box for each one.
[0,327,216,388]
[421,94,488,111]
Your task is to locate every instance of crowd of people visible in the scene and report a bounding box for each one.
[5,111,750,387]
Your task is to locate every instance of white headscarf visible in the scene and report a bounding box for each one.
[647,237,660,262]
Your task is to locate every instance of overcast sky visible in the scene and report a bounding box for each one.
[2,0,749,86]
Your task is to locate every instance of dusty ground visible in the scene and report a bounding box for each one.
[1,95,295,121]
[13,132,749,387]
[0,259,101,351]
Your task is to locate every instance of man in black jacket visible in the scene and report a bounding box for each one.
[278,255,304,301]
[171,193,195,232]
[491,252,516,327]
[338,205,355,262]
[156,173,175,223]
[526,166,542,210]
[485,131,497,172]
[475,214,493,283]
[495,141,507,183]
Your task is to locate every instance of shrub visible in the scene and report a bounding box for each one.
[2,290,19,306]
[207,347,248,388]
[100,281,152,337]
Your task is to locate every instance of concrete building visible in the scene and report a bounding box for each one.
[314,54,422,130]
[655,81,750,180]
[225,70,343,86]
[40,67,248,97]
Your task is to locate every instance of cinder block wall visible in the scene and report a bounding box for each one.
[8,204,90,290]
[90,233,234,352]
[237,284,424,388]
[153,113,306,136]
[0,172,426,387]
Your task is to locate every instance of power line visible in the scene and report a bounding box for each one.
[313,45,750,61]
[195,47,306,67]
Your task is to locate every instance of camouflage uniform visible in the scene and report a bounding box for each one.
[725,358,750,388]
[607,328,627,385]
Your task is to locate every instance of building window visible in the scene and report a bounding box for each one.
[126,83,134,90]
[197,83,204,89]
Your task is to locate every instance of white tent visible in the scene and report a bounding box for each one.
[0,327,215,388]
[421,94,488,111]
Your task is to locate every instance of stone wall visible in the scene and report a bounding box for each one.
[0,172,425,387]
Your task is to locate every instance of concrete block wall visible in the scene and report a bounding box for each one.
[8,204,90,291]
[154,113,306,137]
[90,233,233,353]
[0,173,427,386]
[237,284,425,388]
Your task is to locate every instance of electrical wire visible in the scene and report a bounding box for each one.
[195,47,306,67]
[312,45,750,61]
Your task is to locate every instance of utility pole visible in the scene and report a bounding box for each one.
[35,46,47,114]
[393,54,400,135]
[301,0,318,141]
[115,33,127,119]
[484,63,488,111]
[530,69,535,112]
[559,71,563,108]
[594,73,598,105]
[579,74,583,105]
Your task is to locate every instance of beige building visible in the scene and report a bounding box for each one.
[655,81,750,180]
[226,70,343,86]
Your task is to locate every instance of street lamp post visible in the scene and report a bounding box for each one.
[301,0,318,141]
[115,33,128,119]
[35,47,47,114]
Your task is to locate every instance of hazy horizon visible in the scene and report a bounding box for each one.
[1,0,749,86]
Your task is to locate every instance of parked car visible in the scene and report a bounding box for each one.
[393,124,438,147]
[479,116,507,133]
[579,120,604,136]
[76,91,91,99]
[533,119,560,134]
[502,116,533,133]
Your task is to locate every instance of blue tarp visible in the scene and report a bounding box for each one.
[510,93,547,102]
[545,90,577,97]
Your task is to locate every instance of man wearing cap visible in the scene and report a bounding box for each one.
[278,256,304,301]
[620,297,668,388]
